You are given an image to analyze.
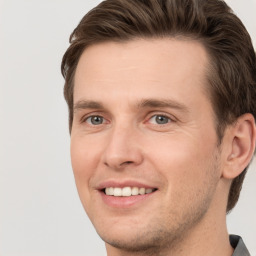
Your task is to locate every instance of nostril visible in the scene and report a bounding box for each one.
[120,161,134,166]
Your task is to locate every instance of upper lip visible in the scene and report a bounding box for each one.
[96,180,157,190]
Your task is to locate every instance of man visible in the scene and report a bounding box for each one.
[61,0,256,255]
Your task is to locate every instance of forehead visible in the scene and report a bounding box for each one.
[74,38,210,105]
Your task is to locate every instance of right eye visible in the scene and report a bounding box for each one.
[85,115,105,125]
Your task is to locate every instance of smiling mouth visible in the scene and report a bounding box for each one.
[103,187,157,197]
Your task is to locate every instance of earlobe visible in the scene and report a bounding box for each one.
[222,113,256,180]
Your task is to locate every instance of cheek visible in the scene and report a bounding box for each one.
[70,136,103,217]
[151,136,220,220]
[146,132,219,191]
[70,136,100,190]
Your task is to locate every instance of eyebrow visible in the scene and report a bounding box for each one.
[73,100,104,113]
[73,98,189,113]
[136,99,189,113]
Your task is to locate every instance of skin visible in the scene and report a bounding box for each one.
[70,38,255,256]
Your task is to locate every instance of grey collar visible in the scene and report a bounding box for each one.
[230,235,250,256]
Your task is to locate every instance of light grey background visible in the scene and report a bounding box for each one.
[0,0,255,255]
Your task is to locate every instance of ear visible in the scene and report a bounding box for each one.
[222,113,256,179]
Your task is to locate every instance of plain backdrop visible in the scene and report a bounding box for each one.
[0,0,255,255]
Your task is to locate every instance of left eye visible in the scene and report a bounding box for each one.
[148,115,171,125]
[85,116,105,125]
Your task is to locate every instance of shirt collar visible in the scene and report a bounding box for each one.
[230,235,250,256]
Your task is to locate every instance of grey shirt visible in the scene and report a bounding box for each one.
[230,235,250,256]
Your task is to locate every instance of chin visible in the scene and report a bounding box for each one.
[94,216,179,254]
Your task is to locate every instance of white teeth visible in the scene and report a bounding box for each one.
[122,187,132,196]
[105,187,155,196]
[139,188,145,195]
[131,187,139,195]
[105,187,114,196]
[113,188,122,196]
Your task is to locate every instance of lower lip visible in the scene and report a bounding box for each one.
[100,191,156,208]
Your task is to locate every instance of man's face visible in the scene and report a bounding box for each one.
[71,39,223,251]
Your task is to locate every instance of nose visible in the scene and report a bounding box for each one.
[102,124,143,170]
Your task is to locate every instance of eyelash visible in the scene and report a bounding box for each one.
[81,112,175,127]
[147,114,173,125]
[82,115,108,125]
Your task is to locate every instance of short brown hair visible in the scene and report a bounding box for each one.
[61,0,256,212]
